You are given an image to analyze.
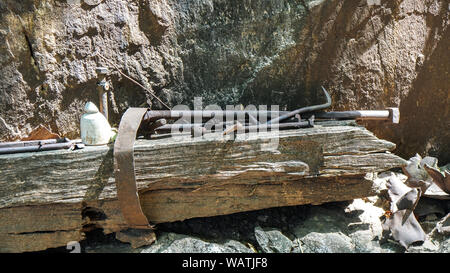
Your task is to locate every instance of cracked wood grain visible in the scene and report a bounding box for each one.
[0,124,407,252]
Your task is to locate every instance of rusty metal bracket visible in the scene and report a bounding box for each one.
[114,107,152,230]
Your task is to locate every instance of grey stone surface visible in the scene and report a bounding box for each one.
[291,205,351,238]
[298,232,355,253]
[349,230,385,253]
[140,232,254,253]
[254,226,293,253]
[290,199,384,253]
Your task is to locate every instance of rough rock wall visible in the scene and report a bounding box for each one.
[0,0,310,139]
[0,0,448,162]
[242,0,449,163]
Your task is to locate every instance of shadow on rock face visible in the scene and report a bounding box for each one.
[395,24,449,164]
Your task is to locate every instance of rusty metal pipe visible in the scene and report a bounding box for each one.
[152,119,314,134]
[143,110,289,122]
[244,119,314,132]
[155,121,234,132]
[0,138,62,149]
[0,139,74,155]
[96,67,109,121]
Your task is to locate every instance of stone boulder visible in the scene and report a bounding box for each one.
[140,233,254,253]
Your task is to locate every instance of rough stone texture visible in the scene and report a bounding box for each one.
[242,0,450,163]
[437,238,450,253]
[297,232,355,253]
[140,233,254,253]
[346,198,387,253]
[0,0,311,140]
[405,239,440,253]
[254,226,293,253]
[289,199,389,253]
[0,0,448,163]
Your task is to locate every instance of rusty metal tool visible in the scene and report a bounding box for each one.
[153,117,315,135]
[112,85,400,231]
[0,138,60,149]
[0,138,82,155]
[146,118,167,132]
[244,116,315,132]
[222,122,244,135]
[113,107,298,229]
[153,121,235,133]
[96,67,109,120]
[114,108,153,230]
[143,110,290,123]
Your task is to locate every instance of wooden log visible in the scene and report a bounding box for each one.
[0,123,407,252]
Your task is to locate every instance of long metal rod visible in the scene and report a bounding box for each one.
[143,110,290,122]
[0,138,62,149]
[155,121,234,132]
[153,119,314,134]
[142,87,330,123]
[245,120,314,132]
[98,88,108,120]
[310,110,389,120]
[0,140,74,155]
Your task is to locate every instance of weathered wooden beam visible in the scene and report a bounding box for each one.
[0,123,407,252]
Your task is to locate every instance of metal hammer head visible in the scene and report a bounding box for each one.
[387,108,400,124]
